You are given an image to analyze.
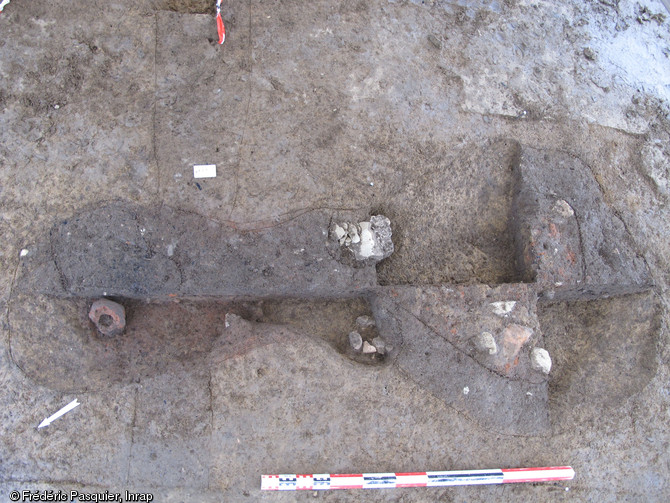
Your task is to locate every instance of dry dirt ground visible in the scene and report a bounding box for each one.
[2,0,670,501]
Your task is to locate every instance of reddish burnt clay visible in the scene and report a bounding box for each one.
[89,299,126,337]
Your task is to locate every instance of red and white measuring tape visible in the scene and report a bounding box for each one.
[261,466,574,491]
[216,0,225,45]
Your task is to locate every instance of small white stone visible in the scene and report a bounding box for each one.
[349,225,360,244]
[463,386,469,395]
[554,199,575,218]
[490,301,516,316]
[20,249,29,257]
[474,332,498,355]
[348,331,363,351]
[530,347,552,374]
[362,341,376,354]
[338,215,394,262]
[357,223,374,256]
[332,224,346,244]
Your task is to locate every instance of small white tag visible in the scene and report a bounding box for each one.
[193,164,217,178]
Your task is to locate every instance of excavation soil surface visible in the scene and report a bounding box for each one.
[2,1,670,501]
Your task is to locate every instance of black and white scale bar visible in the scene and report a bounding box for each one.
[261,466,574,490]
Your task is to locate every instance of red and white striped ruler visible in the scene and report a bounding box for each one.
[261,466,574,491]
[215,0,225,45]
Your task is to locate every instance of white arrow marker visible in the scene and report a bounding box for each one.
[38,399,80,429]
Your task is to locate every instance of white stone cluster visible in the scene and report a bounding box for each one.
[331,215,394,261]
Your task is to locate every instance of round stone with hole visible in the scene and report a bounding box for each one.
[89,299,126,337]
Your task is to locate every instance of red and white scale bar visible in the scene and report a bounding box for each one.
[215,0,225,45]
[261,466,574,491]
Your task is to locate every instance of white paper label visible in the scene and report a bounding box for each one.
[193,164,217,178]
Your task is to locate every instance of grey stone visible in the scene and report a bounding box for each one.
[370,215,394,257]
[224,313,244,329]
[348,331,363,351]
[356,315,376,328]
[474,332,498,355]
[371,336,386,355]
[428,34,442,49]
[641,141,670,196]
